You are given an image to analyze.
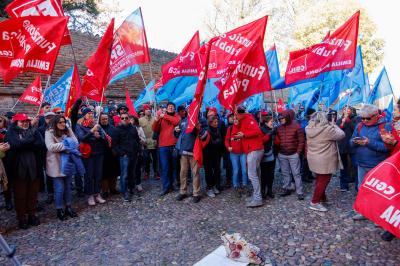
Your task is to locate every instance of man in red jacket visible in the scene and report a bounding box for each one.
[275,109,305,200]
[236,107,264,207]
[152,102,181,196]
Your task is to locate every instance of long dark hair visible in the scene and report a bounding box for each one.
[51,115,69,138]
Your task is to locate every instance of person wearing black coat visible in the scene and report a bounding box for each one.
[75,108,108,206]
[336,106,358,191]
[112,113,140,202]
[99,113,119,197]
[37,112,55,204]
[203,115,225,198]
[5,114,45,229]
[260,115,277,199]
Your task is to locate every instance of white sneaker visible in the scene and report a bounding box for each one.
[95,194,106,204]
[309,202,328,212]
[207,189,216,198]
[136,184,143,192]
[88,195,96,206]
[213,186,220,195]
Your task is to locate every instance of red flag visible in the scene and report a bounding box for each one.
[19,76,42,106]
[109,8,150,81]
[125,89,138,117]
[354,151,400,238]
[186,38,215,133]
[65,64,81,117]
[0,16,68,84]
[285,11,360,85]
[207,16,268,78]
[215,38,271,110]
[161,31,200,84]
[6,0,71,45]
[277,98,284,113]
[81,19,114,102]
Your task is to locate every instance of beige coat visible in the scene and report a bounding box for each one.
[305,122,345,175]
[139,116,157,149]
[45,128,78,178]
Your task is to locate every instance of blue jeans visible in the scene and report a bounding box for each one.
[159,146,178,192]
[357,165,374,191]
[119,155,137,195]
[230,153,248,188]
[53,176,73,209]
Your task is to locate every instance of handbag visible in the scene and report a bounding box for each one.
[79,143,92,159]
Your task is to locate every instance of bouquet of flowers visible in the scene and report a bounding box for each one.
[221,232,263,264]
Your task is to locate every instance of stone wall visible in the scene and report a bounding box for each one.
[0,29,176,115]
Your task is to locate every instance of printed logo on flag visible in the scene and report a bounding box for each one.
[362,162,400,200]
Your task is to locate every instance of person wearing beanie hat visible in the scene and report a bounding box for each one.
[139,103,159,181]
[117,104,129,115]
[5,113,44,229]
[75,106,107,206]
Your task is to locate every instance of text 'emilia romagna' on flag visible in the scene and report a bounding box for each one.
[5,0,71,45]
[109,7,150,83]
[0,16,68,84]
[19,76,43,106]
[285,11,360,85]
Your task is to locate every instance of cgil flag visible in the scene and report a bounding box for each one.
[5,0,71,45]
[81,19,114,102]
[354,150,400,238]
[161,31,200,84]
[109,8,150,83]
[0,16,68,84]
[19,76,42,106]
[285,11,360,85]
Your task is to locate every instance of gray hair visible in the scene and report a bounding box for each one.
[309,111,329,127]
[359,104,379,118]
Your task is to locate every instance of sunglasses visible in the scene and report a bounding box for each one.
[56,111,64,114]
[121,117,129,120]
[58,121,66,124]
[361,115,375,121]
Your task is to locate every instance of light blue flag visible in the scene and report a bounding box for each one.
[202,78,222,112]
[384,97,394,122]
[266,47,280,85]
[333,86,364,110]
[289,81,321,110]
[155,76,198,102]
[368,67,393,104]
[172,82,196,107]
[109,65,140,85]
[243,93,263,113]
[363,73,370,102]
[44,66,74,111]
[134,80,155,110]
[341,46,365,91]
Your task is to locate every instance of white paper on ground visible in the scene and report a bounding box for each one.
[193,245,249,266]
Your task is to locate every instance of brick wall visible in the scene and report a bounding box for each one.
[0,29,176,115]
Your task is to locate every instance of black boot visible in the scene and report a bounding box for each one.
[18,219,29,230]
[5,200,13,211]
[57,209,67,221]
[65,206,78,218]
[28,215,40,226]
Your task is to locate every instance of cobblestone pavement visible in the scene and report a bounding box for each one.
[0,176,399,265]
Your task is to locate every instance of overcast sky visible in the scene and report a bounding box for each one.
[109,0,399,96]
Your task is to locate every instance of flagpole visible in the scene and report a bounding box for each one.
[36,75,51,116]
[97,86,105,123]
[69,43,82,85]
[345,72,355,109]
[272,89,279,124]
[138,67,147,87]
[10,99,19,111]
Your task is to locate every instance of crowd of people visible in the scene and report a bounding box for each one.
[0,98,398,242]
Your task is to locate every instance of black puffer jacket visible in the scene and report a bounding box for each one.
[112,124,140,157]
[5,124,45,180]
